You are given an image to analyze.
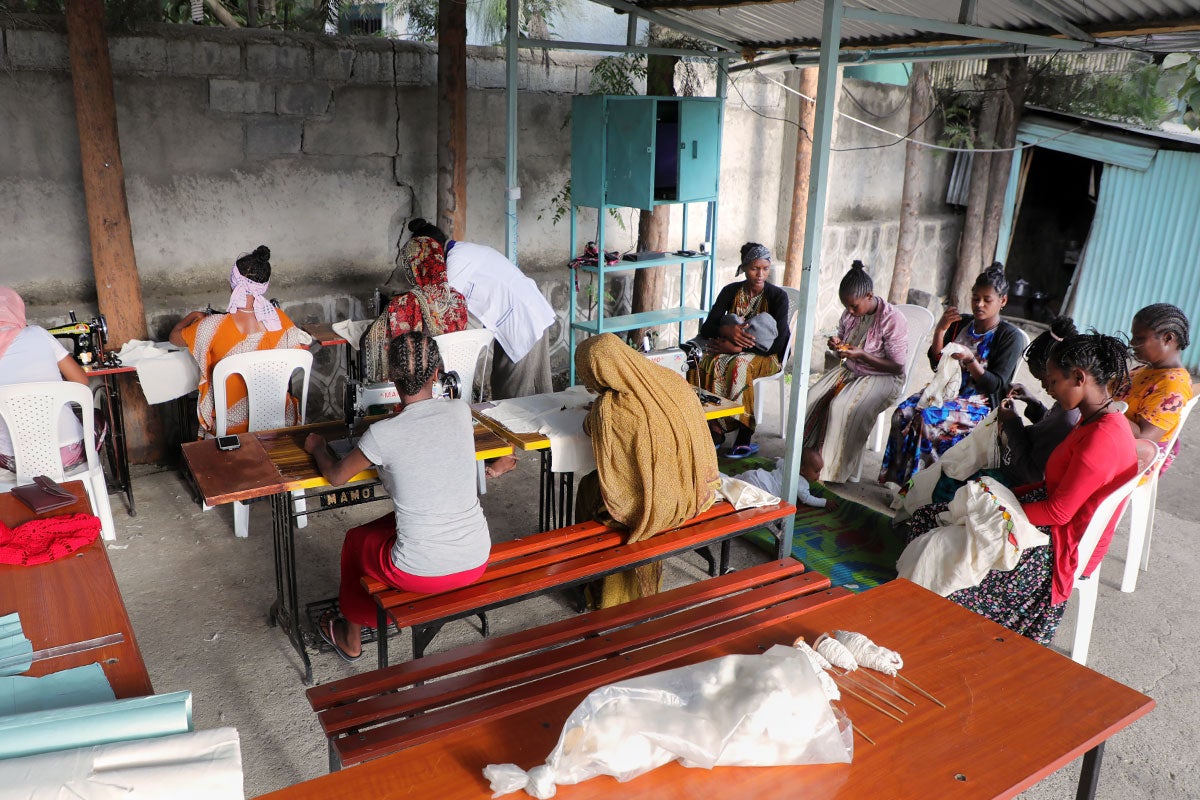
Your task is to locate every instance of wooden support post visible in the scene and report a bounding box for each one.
[437,0,468,238]
[889,62,931,305]
[783,67,818,291]
[65,0,164,463]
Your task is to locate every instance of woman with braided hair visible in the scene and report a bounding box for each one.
[802,260,908,483]
[896,331,1139,645]
[1118,303,1194,472]
[305,332,491,662]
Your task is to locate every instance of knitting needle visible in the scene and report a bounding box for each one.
[833,679,904,723]
[851,724,875,746]
[857,669,917,706]
[835,671,909,715]
[895,672,947,709]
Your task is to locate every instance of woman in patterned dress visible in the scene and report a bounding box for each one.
[897,332,1139,645]
[1120,303,1193,473]
[170,246,310,437]
[692,242,791,456]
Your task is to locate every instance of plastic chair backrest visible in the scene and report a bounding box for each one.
[1146,389,1199,481]
[1074,466,1149,583]
[435,329,495,402]
[212,349,313,436]
[778,286,802,366]
[0,381,97,483]
[893,304,935,395]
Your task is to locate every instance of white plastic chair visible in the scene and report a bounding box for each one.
[0,381,117,541]
[1068,465,1151,665]
[434,328,495,404]
[212,349,313,538]
[1119,388,1199,593]
[866,303,936,455]
[751,286,802,436]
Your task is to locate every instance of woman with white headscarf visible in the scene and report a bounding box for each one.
[691,242,791,457]
[169,246,311,437]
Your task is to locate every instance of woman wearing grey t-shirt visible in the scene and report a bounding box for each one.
[305,332,491,662]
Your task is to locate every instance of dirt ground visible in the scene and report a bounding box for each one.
[102,365,1199,798]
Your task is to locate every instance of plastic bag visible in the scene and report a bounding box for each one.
[484,647,853,798]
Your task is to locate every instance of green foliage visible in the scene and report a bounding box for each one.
[1024,63,1171,126]
[938,104,975,149]
[393,0,570,44]
[1158,52,1200,130]
[588,54,646,96]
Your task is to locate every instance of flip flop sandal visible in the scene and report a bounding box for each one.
[726,443,760,460]
[318,612,363,663]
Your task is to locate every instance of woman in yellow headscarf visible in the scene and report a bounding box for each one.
[575,334,721,606]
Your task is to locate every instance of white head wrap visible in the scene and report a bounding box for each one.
[227,264,282,332]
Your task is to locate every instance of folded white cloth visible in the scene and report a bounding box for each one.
[917,342,969,409]
[896,478,1048,597]
[484,387,595,434]
[116,341,201,405]
[892,409,1003,518]
[718,475,781,510]
[331,320,373,351]
[537,408,595,475]
[0,727,243,799]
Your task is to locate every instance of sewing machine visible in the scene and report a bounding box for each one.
[48,312,121,369]
[344,371,462,428]
[642,347,691,380]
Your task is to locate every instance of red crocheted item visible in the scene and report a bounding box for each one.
[0,513,102,566]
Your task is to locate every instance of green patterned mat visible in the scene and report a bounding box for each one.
[723,456,902,592]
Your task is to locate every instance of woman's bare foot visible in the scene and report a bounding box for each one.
[485,454,518,479]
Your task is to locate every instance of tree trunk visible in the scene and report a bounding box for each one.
[65,0,164,463]
[950,59,1006,308]
[782,67,818,291]
[889,62,931,305]
[436,0,468,238]
[631,24,676,346]
[981,60,1028,266]
[204,0,240,28]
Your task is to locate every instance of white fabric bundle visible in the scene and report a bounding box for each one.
[331,319,372,351]
[789,639,839,701]
[896,478,1048,597]
[917,342,969,409]
[717,475,781,511]
[484,650,852,798]
[891,409,1003,518]
[537,408,595,475]
[115,341,201,404]
[832,631,904,676]
[813,634,858,672]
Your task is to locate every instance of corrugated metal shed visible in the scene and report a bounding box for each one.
[1070,148,1200,371]
[628,0,1200,52]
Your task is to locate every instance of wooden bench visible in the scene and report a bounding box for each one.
[362,500,797,667]
[312,558,847,770]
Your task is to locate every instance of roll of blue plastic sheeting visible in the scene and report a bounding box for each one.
[0,690,192,760]
[0,613,33,677]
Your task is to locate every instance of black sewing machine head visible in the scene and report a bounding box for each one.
[47,312,120,368]
[434,370,461,401]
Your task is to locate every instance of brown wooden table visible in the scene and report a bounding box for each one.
[300,323,356,381]
[473,388,743,532]
[263,579,1152,800]
[181,418,512,684]
[0,482,151,698]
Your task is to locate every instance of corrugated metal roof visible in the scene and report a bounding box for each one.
[624,0,1200,52]
[1070,150,1200,372]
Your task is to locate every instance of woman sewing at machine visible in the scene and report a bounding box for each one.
[169,245,311,438]
[305,332,491,662]
[0,286,97,472]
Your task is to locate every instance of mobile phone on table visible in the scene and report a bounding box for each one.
[215,434,241,451]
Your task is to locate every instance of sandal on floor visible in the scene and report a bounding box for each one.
[726,443,759,460]
[318,612,362,663]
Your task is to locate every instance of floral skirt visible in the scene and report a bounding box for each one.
[879,392,991,486]
[898,488,1065,646]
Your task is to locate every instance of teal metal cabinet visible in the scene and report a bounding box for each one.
[568,95,725,383]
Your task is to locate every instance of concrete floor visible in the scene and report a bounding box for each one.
[102,391,1199,798]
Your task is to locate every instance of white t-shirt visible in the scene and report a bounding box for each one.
[357,398,491,576]
[0,326,85,457]
[445,241,556,363]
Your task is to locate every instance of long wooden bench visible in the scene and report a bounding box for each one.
[313,558,848,770]
[362,500,797,667]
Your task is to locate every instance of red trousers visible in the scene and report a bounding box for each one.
[339,513,487,627]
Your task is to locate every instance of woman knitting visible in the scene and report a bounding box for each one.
[802,261,908,483]
[306,332,491,662]
[169,246,310,437]
[692,242,791,457]
[879,264,1023,486]
[1119,303,1194,472]
[897,332,1139,645]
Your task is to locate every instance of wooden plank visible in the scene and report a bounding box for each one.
[312,559,809,712]
[379,504,795,627]
[337,587,851,766]
[0,483,152,699]
[321,571,832,736]
[266,580,1153,799]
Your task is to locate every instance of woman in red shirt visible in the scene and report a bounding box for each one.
[898,332,1138,644]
